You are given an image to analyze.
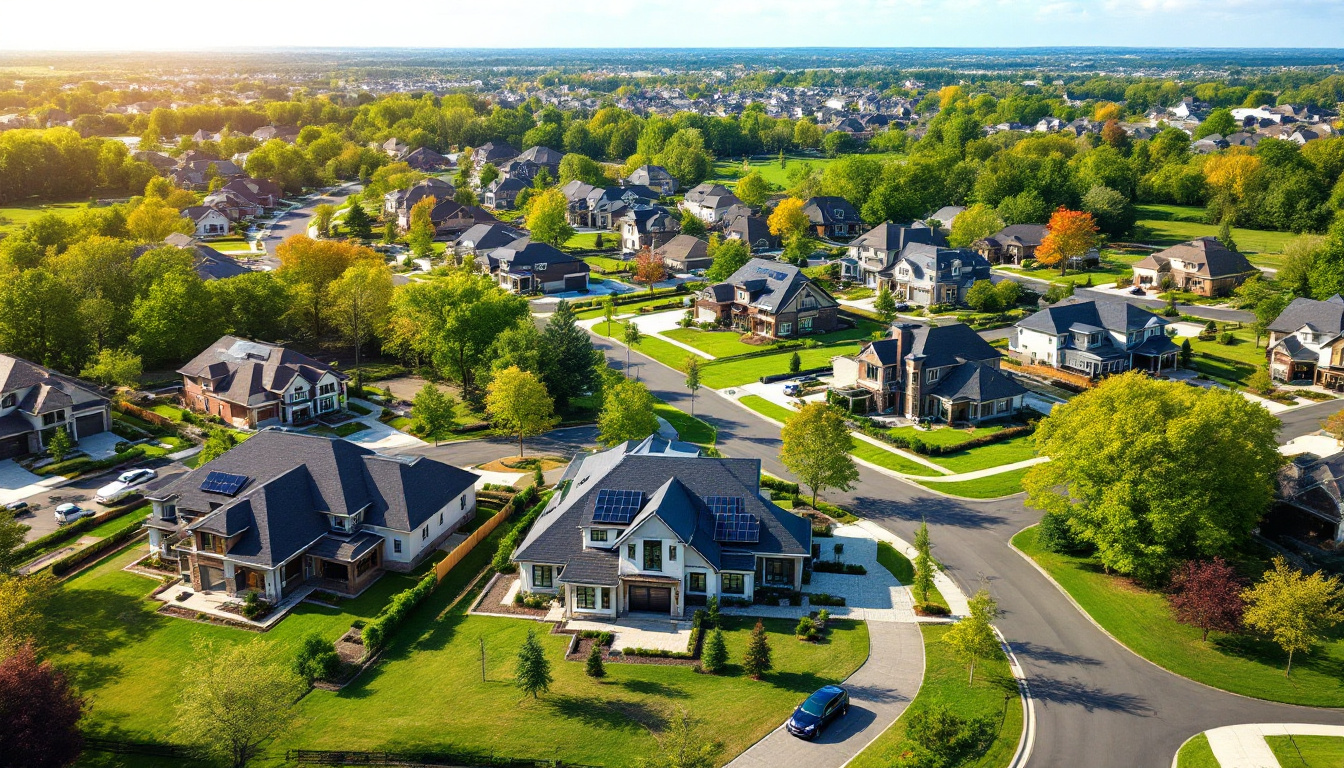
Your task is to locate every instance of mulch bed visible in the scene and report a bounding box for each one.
[473,574,550,617]
[158,605,259,631]
[562,636,697,666]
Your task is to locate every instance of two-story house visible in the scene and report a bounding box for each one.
[144,430,478,607]
[842,223,947,287]
[507,145,564,181]
[625,165,678,196]
[973,224,1048,265]
[511,436,811,618]
[680,183,743,224]
[695,258,840,339]
[484,177,527,210]
[1011,300,1179,378]
[803,196,863,240]
[725,213,779,252]
[180,206,232,238]
[454,222,526,263]
[885,243,992,306]
[388,177,455,226]
[834,323,1025,422]
[654,234,712,273]
[620,206,681,254]
[1275,452,1344,545]
[1266,295,1344,386]
[492,241,590,294]
[1131,238,1258,297]
[473,141,519,170]
[178,337,348,428]
[0,355,110,460]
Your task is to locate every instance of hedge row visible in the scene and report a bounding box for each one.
[36,445,150,477]
[489,485,547,573]
[50,521,145,577]
[14,502,145,564]
[760,475,800,496]
[859,421,1036,456]
[622,646,694,659]
[360,572,437,651]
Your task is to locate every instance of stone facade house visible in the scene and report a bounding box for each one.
[178,337,348,428]
[1131,238,1257,297]
[620,206,680,254]
[695,258,839,339]
[884,243,992,306]
[843,223,947,287]
[484,177,527,210]
[0,355,110,460]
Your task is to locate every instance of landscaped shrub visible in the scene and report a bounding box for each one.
[754,586,802,606]
[578,630,614,646]
[240,590,272,620]
[702,628,728,674]
[1037,511,1094,556]
[862,421,1036,457]
[490,487,549,573]
[622,647,694,659]
[513,591,552,609]
[361,572,437,652]
[811,560,867,575]
[760,475,800,496]
[293,633,341,683]
[916,602,950,616]
[49,520,145,577]
[795,616,818,641]
[807,593,846,607]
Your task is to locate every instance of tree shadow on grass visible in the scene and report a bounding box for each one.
[765,670,837,696]
[545,693,667,733]
[618,678,689,699]
[46,585,160,691]
[1211,633,1344,681]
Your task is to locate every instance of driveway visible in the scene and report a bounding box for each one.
[340,398,426,452]
[0,460,64,508]
[14,458,190,541]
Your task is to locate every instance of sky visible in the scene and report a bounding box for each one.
[2,0,1343,51]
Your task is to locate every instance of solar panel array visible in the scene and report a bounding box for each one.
[592,489,644,524]
[712,502,760,544]
[705,496,744,517]
[200,471,249,496]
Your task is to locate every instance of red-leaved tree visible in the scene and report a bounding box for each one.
[633,247,668,297]
[1169,558,1245,642]
[0,644,84,768]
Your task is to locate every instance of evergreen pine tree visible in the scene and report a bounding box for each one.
[705,595,721,628]
[913,520,934,605]
[789,351,801,374]
[1218,218,1238,253]
[515,628,553,698]
[702,628,728,674]
[585,641,606,679]
[540,299,598,411]
[742,620,773,679]
[344,202,373,239]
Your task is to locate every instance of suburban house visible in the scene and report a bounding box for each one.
[0,355,110,461]
[1011,300,1179,377]
[484,177,527,210]
[392,178,456,228]
[620,206,681,254]
[509,145,565,180]
[1131,238,1258,297]
[974,224,1049,265]
[695,258,840,339]
[843,223,947,287]
[725,213,779,251]
[681,183,743,224]
[927,205,966,229]
[654,234,712,272]
[402,147,451,171]
[1266,295,1344,386]
[422,200,497,237]
[473,141,519,170]
[492,241,590,294]
[831,323,1026,422]
[178,336,349,428]
[512,436,811,618]
[562,183,653,230]
[201,189,263,221]
[180,206,231,238]
[381,137,408,158]
[1274,452,1344,545]
[626,165,678,195]
[883,243,992,306]
[155,233,252,281]
[454,222,526,262]
[144,430,479,605]
[803,196,864,240]
[218,177,283,209]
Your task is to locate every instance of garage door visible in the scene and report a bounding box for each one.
[628,585,671,613]
[0,435,28,461]
[75,413,105,438]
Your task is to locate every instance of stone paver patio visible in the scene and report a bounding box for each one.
[566,615,695,652]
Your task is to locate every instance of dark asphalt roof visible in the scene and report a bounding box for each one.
[1016,300,1167,336]
[556,549,620,585]
[1268,295,1344,335]
[927,361,1027,402]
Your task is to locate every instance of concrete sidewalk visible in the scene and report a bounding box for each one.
[1202,723,1344,767]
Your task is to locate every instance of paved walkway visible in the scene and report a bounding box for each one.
[579,309,712,360]
[1202,723,1344,767]
[915,456,1050,483]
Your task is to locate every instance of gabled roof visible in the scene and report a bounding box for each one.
[1268,295,1344,336]
[803,196,862,226]
[455,222,525,251]
[926,361,1026,402]
[517,145,564,167]
[0,355,107,413]
[474,141,518,163]
[982,224,1048,249]
[706,258,837,314]
[626,165,672,185]
[851,223,946,253]
[683,183,735,205]
[494,241,587,271]
[1016,299,1168,336]
[889,243,990,284]
[1149,237,1256,280]
[154,430,478,568]
[654,234,710,265]
[177,336,346,407]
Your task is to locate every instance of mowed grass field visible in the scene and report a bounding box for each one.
[710,152,905,190]
[1134,204,1302,265]
[0,199,94,236]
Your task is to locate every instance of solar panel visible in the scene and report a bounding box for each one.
[713,505,760,544]
[705,496,744,517]
[200,471,249,497]
[592,489,643,524]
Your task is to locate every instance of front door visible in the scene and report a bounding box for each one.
[628,585,672,613]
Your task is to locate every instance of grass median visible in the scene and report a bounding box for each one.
[915,468,1029,499]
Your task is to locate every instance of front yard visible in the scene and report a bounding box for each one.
[1175,326,1265,387]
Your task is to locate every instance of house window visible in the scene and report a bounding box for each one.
[533,565,553,589]
[393,539,402,554]
[643,540,662,571]
[41,411,64,426]
[590,529,608,542]
[864,363,878,380]
[800,295,818,311]
[926,368,939,383]
[439,512,444,525]
[601,588,611,609]
[722,573,745,595]
[319,383,336,395]
[998,399,1010,413]
[575,587,596,609]
[779,322,792,336]
[627,543,636,559]
[688,572,707,593]
[669,546,677,561]
[422,525,429,540]
[0,394,13,408]
[461,495,466,509]
[800,317,813,331]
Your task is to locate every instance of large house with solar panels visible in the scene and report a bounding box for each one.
[510,436,812,618]
[143,430,479,606]
[695,258,840,340]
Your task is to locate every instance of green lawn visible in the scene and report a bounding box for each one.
[662,328,765,358]
[700,345,862,389]
[581,254,631,274]
[875,541,948,610]
[577,297,688,321]
[565,232,616,251]
[652,401,716,445]
[849,624,1022,768]
[1175,734,1221,768]
[1266,735,1344,767]
[849,440,943,477]
[1177,327,1267,387]
[916,468,1030,499]
[738,394,798,424]
[1014,526,1344,706]
[1134,204,1301,264]
[888,423,1008,448]
[926,435,1037,474]
[710,152,905,190]
[0,199,94,236]
[594,321,701,373]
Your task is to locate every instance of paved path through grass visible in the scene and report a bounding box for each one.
[1200,724,1344,767]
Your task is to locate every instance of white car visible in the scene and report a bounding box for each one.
[55,503,94,525]
[94,468,158,505]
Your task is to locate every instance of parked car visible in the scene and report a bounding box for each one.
[94,468,158,505]
[782,382,803,397]
[55,503,94,525]
[1129,286,1145,296]
[2,501,32,517]
[893,302,911,312]
[786,685,849,739]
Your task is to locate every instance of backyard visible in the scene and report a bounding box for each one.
[0,198,94,237]
[1014,526,1344,707]
[1134,204,1302,265]
[1174,325,1266,387]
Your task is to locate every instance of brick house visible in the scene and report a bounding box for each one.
[1131,238,1258,297]
[695,258,839,339]
[178,337,348,428]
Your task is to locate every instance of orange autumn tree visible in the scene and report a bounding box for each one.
[633,246,667,297]
[1036,208,1100,275]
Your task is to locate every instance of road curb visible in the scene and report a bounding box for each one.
[997,625,1037,768]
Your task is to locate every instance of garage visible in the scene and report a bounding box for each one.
[627,585,672,613]
[0,434,28,461]
[75,412,105,439]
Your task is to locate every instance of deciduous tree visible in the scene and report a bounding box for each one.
[406,195,437,257]
[0,573,52,653]
[0,644,84,768]
[79,347,142,388]
[943,589,1001,685]
[636,708,721,768]
[328,261,393,373]
[964,279,1002,313]
[598,378,660,447]
[276,235,381,339]
[524,187,575,247]
[127,200,193,242]
[412,383,457,445]
[633,247,667,297]
[735,171,769,208]
[913,520,935,605]
[1241,557,1344,677]
[486,366,558,457]
[622,321,642,376]
[768,198,811,248]
[684,356,702,417]
[705,238,750,283]
[1169,558,1246,642]
[781,403,859,507]
[1035,208,1099,275]
[874,285,897,323]
[312,203,336,237]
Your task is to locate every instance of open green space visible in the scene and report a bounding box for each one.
[1175,734,1221,768]
[925,435,1037,474]
[849,439,943,477]
[849,623,1022,768]
[1266,735,1344,767]
[738,394,798,424]
[916,468,1030,499]
[564,232,615,251]
[593,320,701,373]
[1134,204,1300,263]
[1176,326,1266,387]
[0,199,94,236]
[1014,526,1344,707]
[710,152,905,190]
[576,295,687,321]
[699,344,862,389]
[875,541,948,610]
[888,423,1009,448]
[581,254,632,273]
[663,328,765,358]
[652,401,716,445]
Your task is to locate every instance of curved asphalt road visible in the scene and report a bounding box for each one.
[424,332,1343,767]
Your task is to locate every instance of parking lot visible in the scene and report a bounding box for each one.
[12,458,190,541]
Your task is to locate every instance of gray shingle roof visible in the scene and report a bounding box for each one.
[1017,300,1167,336]
[0,355,106,415]
[1149,238,1256,279]
[177,336,346,408]
[851,223,946,252]
[1268,295,1344,335]
[705,258,836,314]
[927,361,1026,402]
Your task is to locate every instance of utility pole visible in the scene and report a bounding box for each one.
[480,637,486,682]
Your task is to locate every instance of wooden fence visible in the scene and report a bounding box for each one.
[434,497,516,583]
[115,400,180,429]
[1008,360,1095,390]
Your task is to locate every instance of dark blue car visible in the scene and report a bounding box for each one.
[786,684,849,739]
